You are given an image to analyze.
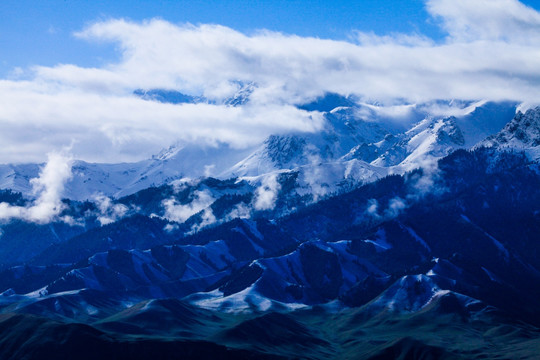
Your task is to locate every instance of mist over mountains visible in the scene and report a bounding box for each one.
[0,92,539,359]
[3,0,540,358]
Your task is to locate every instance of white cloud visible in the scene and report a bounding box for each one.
[162,190,215,223]
[365,199,380,218]
[1,0,540,163]
[426,0,540,43]
[203,164,216,177]
[188,207,217,233]
[300,153,331,202]
[253,173,281,211]
[384,197,408,218]
[93,194,129,226]
[406,157,447,198]
[0,152,72,223]
[226,203,252,220]
[164,223,179,233]
[0,81,322,163]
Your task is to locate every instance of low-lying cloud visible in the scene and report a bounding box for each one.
[162,190,215,223]
[0,152,72,223]
[364,158,447,221]
[1,0,540,163]
[253,173,281,211]
[93,195,129,226]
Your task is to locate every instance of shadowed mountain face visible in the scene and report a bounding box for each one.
[0,145,537,358]
[0,313,279,360]
[2,292,539,360]
[0,104,539,358]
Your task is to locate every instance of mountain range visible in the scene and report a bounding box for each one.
[0,92,539,359]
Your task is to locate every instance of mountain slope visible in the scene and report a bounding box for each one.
[0,98,539,359]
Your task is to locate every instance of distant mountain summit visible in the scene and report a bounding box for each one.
[224,105,390,178]
[479,107,540,161]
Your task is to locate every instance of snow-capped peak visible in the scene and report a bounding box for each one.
[478,106,540,161]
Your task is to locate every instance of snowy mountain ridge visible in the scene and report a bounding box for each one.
[0,97,520,203]
[0,106,539,359]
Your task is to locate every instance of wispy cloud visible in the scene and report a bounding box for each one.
[1,0,540,163]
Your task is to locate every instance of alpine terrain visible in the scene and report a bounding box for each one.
[0,93,539,359]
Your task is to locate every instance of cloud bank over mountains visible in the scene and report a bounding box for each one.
[1,0,540,163]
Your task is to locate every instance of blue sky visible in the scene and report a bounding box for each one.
[2,0,540,76]
[2,0,540,164]
[0,1,426,75]
[0,0,508,76]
